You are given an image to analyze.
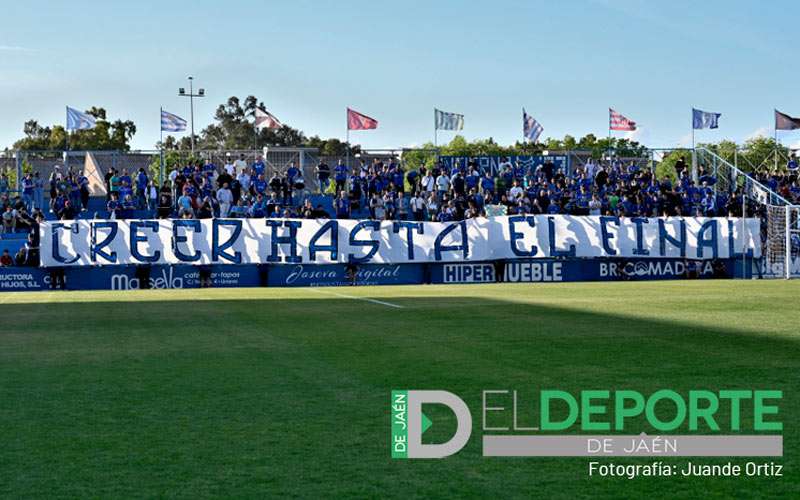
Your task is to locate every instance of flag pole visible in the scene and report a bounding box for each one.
[692,108,697,183]
[159,107,164,187]
[607,109,611,161]
[65,106,70,173]
[253,109,258,154]
[774,127,779,172]
[741,179,747,279]
[434,109,438,148]
[346,109,350,174]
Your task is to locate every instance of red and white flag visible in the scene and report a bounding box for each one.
[347,107,378,130]
[609,108,636,131]
[254,108,283,129]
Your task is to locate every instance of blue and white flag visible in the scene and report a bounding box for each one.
[692,108,721,130]
[161,109,187,132]
[66,106,96,130]
[523,108,543,142]
[435,108,464,131]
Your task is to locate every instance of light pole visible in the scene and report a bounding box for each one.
[178,76,205,155]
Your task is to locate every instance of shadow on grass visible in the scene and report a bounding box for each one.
[0,295,796,498]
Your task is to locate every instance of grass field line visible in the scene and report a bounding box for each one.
[306,287,405,308]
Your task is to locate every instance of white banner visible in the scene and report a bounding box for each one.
[40,215,762,267]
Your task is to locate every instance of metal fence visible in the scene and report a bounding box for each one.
[5,145,795,198]
[695,147,792,207]
[9,148,323,192]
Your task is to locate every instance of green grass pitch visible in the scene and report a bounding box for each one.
[0,281,798,498]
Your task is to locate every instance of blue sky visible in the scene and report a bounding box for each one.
[1,0,799,151]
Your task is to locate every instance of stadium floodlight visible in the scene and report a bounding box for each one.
[177,76,205,154]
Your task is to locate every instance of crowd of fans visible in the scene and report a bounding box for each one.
[97,154,800,223]
[323,155,778,221]
[1,152,799,268]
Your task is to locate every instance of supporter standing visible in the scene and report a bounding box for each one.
[421,170,435,194]
[33,172,44,210]
[234,154,248,176]
[224,155,235,176]
[334,160,348,193]
[158,182,172,218]
[335,191,351,219]
[435,171,450,198]
[410,192,425,221]
[316,160,331,191]
[217,183,233,217]
[21,173,34,212]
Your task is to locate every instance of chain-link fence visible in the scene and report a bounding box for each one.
[8,145,795,200]
[11,147,322,192]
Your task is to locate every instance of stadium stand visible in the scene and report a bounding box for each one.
[1,147,798,272]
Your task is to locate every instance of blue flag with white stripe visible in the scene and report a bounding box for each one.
[692,108,721,130]
[161,109,187,132]
[66,106,96,130]
[523,108,543,142]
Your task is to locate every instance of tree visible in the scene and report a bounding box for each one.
[12,107,136,151]
[739,136,786,172]
[305,136,356,156]
[159,95,352,153]
[654,149,688,183]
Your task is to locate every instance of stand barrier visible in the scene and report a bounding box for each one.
[0,257,753,292]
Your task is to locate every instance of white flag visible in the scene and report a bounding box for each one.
[435,108,464,131]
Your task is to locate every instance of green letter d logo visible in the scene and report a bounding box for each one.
[392,390,472,459]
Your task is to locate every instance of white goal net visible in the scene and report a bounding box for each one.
[764,205,800,279]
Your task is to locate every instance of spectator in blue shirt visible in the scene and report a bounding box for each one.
[253,174,268,196]
[21,173,34,212]
[250,194,267,218]
[252,156,266,178]
[266,193,281,217]
[119,169,132,188]
[334,160,348,192]
[480,172,495,198]
[135,169,148,209]
[33,172,44,210]
[286,162,300,205]
[335,191,351,219]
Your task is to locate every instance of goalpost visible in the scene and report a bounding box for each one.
[765,205,800,279]
[693,147,798,280]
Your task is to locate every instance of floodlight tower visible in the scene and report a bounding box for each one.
[178,76,205,154]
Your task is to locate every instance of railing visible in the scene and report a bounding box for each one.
[695,147,792,207]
